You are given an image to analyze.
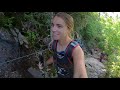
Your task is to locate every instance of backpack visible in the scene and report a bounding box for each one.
[74,39,84,50]
[51,39,84,64]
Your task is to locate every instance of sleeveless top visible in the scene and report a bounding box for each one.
[52,40,80,78]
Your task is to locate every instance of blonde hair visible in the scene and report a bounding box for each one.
[54,12,74,37]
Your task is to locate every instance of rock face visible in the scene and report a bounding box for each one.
[85,57,107,78]
[0,27,45,78]
[0,27,107,78]
[28,67,50,78]
[0,28,21,77]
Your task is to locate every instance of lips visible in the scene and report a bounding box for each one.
[52,33,60,40]
[53,33,60,36]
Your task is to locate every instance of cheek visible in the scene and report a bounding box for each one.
[52,28,68,40]
[52,31,61,40]
[58,28,69,38]
[59,30,66,37]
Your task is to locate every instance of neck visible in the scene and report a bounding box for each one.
[58,36,72,47]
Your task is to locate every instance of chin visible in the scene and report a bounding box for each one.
[53,37,60,41]
[53,38,59,41]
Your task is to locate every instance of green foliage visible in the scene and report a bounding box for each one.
[70,12,120,78]
[71,12,104,49]
[106,58,120,78]
[68,12,91,39]
[0,12,53,50]
[22,12,52,49]
[43,49,57,78]
[25,31,38,48]
[70,12,89,30]
[99,13,120,78]
[0,15,14,28]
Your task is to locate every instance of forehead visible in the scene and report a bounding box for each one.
[52,16,66,26]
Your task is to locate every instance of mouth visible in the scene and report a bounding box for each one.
[53,33,60,36]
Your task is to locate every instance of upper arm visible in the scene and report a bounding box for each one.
[72,46,88,78]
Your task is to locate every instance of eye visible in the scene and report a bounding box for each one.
[57,24,62,28]
[51,23,54,27]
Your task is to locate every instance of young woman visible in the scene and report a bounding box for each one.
[39,12,88,78]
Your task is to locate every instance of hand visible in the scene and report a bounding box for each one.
[38,62,44,70]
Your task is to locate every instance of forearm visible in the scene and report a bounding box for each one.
[73,65,88,78]
[73,73,80,78]
[80,74,88,78]
[73,71,88,78]
[46,56,54,66]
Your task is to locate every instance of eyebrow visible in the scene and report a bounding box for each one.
[51,23,63,26]
[51,23,54,25]
[56,24,62,26]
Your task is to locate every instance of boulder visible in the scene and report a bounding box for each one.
[28,67,49,78]
[85,57,107,78]
[0,28,20,77]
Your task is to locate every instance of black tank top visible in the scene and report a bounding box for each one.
[52,40,79,78]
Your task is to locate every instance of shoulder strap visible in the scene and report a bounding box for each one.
[52,40,58,52]
[66,40,79,64]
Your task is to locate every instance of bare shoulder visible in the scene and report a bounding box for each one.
[72,46,84,56]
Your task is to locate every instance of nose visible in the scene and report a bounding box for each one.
[51,26,57,32]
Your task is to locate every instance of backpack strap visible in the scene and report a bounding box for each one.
[52,40,58,52]
[65,40,80,64]
[52,40,79,65]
